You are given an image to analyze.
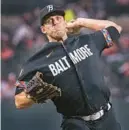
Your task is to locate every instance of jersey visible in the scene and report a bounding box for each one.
[15,26,120,116]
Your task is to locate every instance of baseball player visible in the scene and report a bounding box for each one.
[15,5,122,130]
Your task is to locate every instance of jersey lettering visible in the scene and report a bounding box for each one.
[48,56,71,76]
[84,45,93,56]
[48,64,58,76]
[76,48,87,60]
[69,51,81,64]
[62,56,71,68]
[55,62,64,74]
[48,44,93,76]
[69,44,93,64]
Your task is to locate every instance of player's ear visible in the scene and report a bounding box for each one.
[40,26,46,34]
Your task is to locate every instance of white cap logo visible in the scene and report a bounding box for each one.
[47,5,53,12]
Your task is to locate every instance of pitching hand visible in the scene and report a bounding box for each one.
[66,19,81,34]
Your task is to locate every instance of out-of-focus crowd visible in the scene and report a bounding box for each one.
[1,0,129,102]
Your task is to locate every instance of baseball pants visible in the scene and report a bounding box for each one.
[61,108,121,130]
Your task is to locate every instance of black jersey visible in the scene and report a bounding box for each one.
[15,26,120,116]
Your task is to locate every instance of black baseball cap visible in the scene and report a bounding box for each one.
[40,5,65,25]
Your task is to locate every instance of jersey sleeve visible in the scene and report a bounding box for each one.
[91,26,120,52]
[15,87,24,95]
[15,80,28,95]
[15,67,33,95]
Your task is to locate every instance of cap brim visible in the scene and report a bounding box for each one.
[41,10,65,25]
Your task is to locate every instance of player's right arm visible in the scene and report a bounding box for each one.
[67,18,122,33]
[15,91,35,109]
[77,18,122,33]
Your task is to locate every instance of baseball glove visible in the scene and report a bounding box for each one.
[24,72,61,103]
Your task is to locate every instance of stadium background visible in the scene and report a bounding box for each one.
[1,0,129,130]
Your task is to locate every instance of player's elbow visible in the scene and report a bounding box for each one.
[113,24,122,33]
[106,21,122,33]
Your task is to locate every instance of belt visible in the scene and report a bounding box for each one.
[74,103,111,121]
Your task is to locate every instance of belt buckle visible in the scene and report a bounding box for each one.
[82,110,104,121]
[76,103,111,121]
[90,114,98,121]
[107,103,111,110]
[91,110,104,121]
[100,103,111,112]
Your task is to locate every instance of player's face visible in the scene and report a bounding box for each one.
[41,15,67,40]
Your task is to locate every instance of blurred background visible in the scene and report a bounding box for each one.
[1,0,129,130]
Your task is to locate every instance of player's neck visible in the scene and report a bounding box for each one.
[48,34,68,43]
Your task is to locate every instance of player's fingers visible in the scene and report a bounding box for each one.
[66,22,75,28]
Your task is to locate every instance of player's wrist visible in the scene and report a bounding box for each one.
[24,92,36,103]
[76,18,87,27]
[76,18,102,30]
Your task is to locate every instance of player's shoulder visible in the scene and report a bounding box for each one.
[18,42,60,80]
[68,33,90,41]
[26,42,59,63]
[78,32,93,42]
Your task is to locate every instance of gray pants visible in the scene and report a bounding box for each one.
[61,108,121,130]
